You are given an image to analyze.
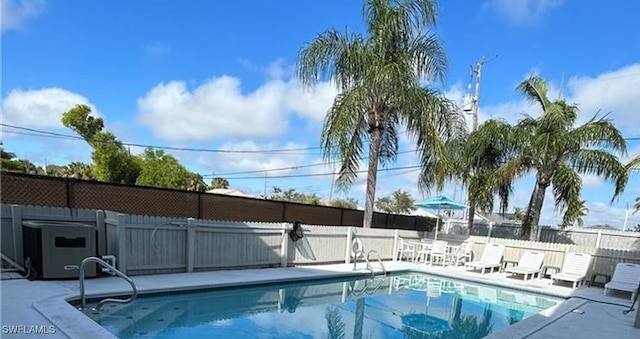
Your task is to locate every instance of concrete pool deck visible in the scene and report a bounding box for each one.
[1,262,639,338]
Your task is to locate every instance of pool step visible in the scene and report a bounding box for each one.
[116,300,189,337]
[90,301,169,337]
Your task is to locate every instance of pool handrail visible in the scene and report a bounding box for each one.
[66,256,138,311]
[351,236,386,276]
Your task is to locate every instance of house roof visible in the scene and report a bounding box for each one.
[584,224,620,231]
[481,212,520,224]
[206,188,263,199]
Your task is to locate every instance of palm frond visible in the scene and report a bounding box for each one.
[551,164,582,212]
[568,114,627,154]
[566,149,628,200]
[297,29,369,90]
[320,86,369,189]
[408,31,447,83]
[516,76,552,112]
[627,154,640,172]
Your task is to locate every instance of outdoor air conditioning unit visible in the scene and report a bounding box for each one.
[22,221,97,279]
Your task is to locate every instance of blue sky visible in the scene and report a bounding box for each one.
[2,0,640,228]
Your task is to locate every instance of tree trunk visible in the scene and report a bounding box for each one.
[363,126,382,228]
[522,177,549,241]
[466,199,475,235]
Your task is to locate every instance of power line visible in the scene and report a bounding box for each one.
[211,149,421,177]
[3,123,639,179]
[223,165,424,180]
[0,123,322,154]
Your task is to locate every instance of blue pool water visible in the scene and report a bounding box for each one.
[83,272,562,338]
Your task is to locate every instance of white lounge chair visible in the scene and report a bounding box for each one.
[551,252,592,288]
[504,250,545,281]
[604,263,640,301]
[465,243,505,274]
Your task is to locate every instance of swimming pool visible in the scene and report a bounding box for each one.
[80,272,562,338]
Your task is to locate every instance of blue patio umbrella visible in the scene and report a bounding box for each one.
[415,195,467,240]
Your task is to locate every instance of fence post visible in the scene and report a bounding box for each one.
[487,222,493,242]
[116,213,127,274]
[96,210,106,256]
[281,222,290,267]
[345,227,353,264]
[11,204,23,268]
[595,230,602,248]
[536,226,543,242]
[186,218,195,272]
[392,229,399,261]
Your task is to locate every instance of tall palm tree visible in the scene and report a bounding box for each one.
[497,76,628,240]
[297,0,466,228]
[634,196,640,215]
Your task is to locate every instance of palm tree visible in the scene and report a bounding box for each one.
[461,119,516,232]
[297,0,466,228]
[64,162,94,180]
[572,200,589,228]
[634,196,639,215]
[497,76,628,240]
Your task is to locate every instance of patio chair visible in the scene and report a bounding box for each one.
[504,250,546,281]
[604,263,640,301]
[427,240,448,266]
[395,237,417,262]
[450,241,475,266]
[465,243,505,274]
[551,252,592,288]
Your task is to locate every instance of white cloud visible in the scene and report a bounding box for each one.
[585,202,640,229]
[137,75,338,143]
[580,174,603,188]
[1,87,99,129]
[478,98,536,124]
[265,58,294,80]
[475,63,640,133]
[188,141,309,176]
[567,64,640,135]
[2,0,45,32]
[485,0,563,25]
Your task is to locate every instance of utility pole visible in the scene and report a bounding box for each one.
[462,56,489,225]
[623,202,630,231]
[328,167,336,205]
[263,171,267,199]
[471,56,485,132]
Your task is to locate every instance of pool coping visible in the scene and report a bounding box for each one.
[31,263,594,339]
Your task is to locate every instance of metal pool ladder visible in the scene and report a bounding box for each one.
[66,256,138,311]
[353,249,386,276]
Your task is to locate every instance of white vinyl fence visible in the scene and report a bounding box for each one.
[3,204,640,280]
